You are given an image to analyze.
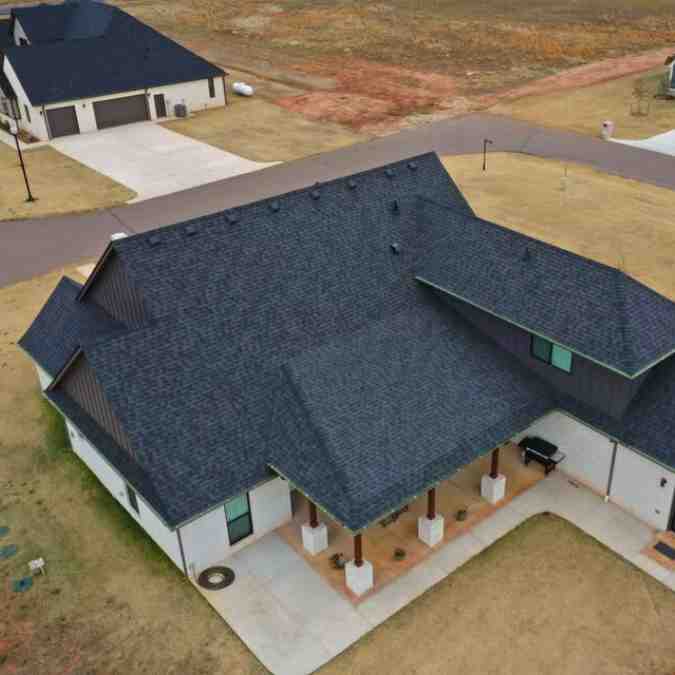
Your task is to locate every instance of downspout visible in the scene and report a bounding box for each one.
[176,527,189,576]
[42,104,51,140]
[605,441,618,501]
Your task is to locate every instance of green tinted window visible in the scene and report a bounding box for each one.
[551,344,573,373]
[225,494,250,522]
[531,335,552,363]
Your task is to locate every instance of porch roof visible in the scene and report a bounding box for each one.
[271,299,555,532]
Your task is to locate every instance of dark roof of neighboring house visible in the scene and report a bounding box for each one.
[0,19,12,48]
[4,2,224,104]
[19,152,675,530]
[18,276,125,376]
[415,198,675,378]
[271,300,554,531]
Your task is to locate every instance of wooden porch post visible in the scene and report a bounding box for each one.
[427,487,436,520]
[309,500,319,529]
[490,447,500,479]
[354,534,363,568]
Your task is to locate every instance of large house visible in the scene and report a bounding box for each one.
[20,153,675,595]
[0,0,225,140]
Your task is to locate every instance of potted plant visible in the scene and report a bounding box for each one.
[394,547,407,561]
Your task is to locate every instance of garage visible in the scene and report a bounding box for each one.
[46,105,80,138]
[94,94,149,130]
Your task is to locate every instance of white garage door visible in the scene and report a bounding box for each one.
[610,445,675,530]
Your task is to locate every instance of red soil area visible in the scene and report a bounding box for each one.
[274,47,674,135]
[275,58,458,130]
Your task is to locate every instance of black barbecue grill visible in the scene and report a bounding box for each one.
[518,436,566,474]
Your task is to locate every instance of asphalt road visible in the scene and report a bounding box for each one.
[2,113,674,288]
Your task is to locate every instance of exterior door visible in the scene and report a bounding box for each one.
[93,94,149,130]
[154,93,167,118]
[225,493,253,546]
[46,105,80,138]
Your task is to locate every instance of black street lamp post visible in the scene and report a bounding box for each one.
[9,117,35,202]
[482,138,493,172]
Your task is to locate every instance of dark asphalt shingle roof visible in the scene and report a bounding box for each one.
[0,19,12,48]
[4,2,224,105]
[47,387,170,517]
[19,152,675,530]
[63,153,474,527]
[271,299,555,531]
[19,276,125,376]
[415,198,675,378]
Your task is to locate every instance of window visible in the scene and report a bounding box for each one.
[208,77,215,99]
[24,105,30,123]
[126,485,139,514]
[224,493,253,545]
[531,335,573,373]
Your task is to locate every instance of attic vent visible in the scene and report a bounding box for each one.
[391,199,400,213]
[270,200,280,212]
[390,243,401,255]
[185,224,197,236]
[311,189,320,200]
[407,161,418,171]
[148,235,161,247]
[522,247,531,262]
[385,168,395,179]
[226,212,239,224]
[347,179,357,190]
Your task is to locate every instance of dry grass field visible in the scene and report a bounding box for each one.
[491,68,675,139]
[320,514,675,675]
[113,0,675,132]
[0,144,135,221]
[163,95,365,162]
[443,152,675,301]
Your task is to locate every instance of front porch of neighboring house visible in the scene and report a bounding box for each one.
[277,441,545,603]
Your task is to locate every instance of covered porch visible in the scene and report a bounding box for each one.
[277,441,544,603]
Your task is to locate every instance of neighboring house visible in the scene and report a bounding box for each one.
[20,153,675,595]
[0,0,226,140]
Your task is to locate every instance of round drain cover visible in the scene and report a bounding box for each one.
[198,566,235,590]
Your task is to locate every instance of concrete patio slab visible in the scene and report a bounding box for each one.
[194,471,669,675]
[51,122,275,202]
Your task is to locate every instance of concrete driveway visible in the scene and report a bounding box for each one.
[612,129,675,157]
[51,122,275,202]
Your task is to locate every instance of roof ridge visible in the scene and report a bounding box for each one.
[113,152,443,248]
[278,363,355,522]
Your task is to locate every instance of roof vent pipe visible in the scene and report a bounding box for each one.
[110,232,128,241]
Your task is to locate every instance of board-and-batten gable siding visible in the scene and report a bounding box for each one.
[60,353,135,458]
[436,292,649,419]
[86,251,148,328]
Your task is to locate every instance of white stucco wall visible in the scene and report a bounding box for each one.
[64,418,184,570]
[610,445,675,531]
[669,64,675,96]
[1,57,46,139]
[13,18,29,45]
[35,363,53,391]
[179,477,292,576]
[39,76,225,139]
[514,411,614,494]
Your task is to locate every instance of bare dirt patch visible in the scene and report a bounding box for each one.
[116,0,675,133]
[442,152,675,300]
[320,514,675,675]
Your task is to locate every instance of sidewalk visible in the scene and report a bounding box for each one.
[194,471,674,675]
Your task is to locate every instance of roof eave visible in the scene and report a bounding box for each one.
[415,275,646,379]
